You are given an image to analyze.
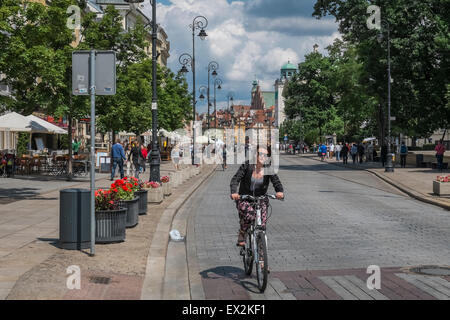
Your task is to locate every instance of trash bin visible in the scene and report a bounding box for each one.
[416,154,424,167]
[59,189,91,250]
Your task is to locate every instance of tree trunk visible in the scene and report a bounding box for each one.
[67,113,73,181]
[441,129,447,143]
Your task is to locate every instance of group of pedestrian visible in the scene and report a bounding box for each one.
[111,139,151,181]
[287,143,309,155]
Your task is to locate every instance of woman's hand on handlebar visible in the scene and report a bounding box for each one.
[276,192,284,200]
[230,193,240,200]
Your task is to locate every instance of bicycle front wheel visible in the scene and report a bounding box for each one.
[255,232,268,292]
[243,231,253,275]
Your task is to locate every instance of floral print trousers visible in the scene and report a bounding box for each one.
[236,198,269,233]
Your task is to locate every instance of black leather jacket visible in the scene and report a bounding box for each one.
[230,161,284,196]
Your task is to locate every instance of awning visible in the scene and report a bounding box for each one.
[363,137,377,143]
[26,115,67,134]
[0,112,34,132]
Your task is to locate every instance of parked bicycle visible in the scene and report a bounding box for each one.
[239,194,283,293]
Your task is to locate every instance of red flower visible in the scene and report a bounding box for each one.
[95,191,99,197]
[109,201,114,204]
[111,183,116,188]
[113,188,118,193]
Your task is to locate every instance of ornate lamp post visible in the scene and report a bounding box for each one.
[124,0,160,181]
[378,20,394,173]
[213,78,222,130]
[178,16,208,165]
[207,61,219,140]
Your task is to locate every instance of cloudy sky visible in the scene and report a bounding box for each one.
[142,0,340,114]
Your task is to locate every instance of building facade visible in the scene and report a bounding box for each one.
[92,0,170,66]
[274,61,298,127]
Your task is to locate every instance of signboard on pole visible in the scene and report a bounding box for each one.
[71,50,116,256]
[72,51,116,96]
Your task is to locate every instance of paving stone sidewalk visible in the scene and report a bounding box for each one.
[0,163,214,300]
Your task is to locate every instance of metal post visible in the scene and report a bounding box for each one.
[192,25,196,165]
[89,50,96,256]
[150,0,160,182]
[207,67,210,144]
[385,23,394,172]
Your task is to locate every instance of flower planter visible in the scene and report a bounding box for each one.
[433,181,450,196]
[181,169,189,182]
[95,208,127,243]
[162,182,172,197]
[134,190,148,215]
[169,171,181,187]
[145,187,164,204]
[119,197,139,228]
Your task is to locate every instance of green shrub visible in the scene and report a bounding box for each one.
[422,144,436,150]
[17,132,29,157]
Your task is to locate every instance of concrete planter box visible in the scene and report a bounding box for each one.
[162,182,172,196]
[145,187,164,204]
[169,171,181,187]
[181,169,189,182]
[433,181,450,196]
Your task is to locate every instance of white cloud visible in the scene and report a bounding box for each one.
[144,0,339,113]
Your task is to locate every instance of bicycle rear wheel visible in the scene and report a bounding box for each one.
[255,231,268,292]
[243,231,253,275]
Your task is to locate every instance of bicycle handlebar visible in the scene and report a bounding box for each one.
[240,194,284,201]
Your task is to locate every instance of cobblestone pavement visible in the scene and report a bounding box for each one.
[190,155,450,300]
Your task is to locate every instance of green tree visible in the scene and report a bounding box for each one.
[283,50,341,142]
[313,0,450,139]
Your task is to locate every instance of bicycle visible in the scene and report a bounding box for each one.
[239,194,283,293]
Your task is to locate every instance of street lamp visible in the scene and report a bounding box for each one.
[378,20,394,173]
[213,78,222,130]
[124,0,161,181]
[183,15,208,165]
[207,61,219,142]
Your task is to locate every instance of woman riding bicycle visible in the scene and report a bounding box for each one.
[230,146,284,247]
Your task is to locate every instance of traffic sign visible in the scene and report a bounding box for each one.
[72,51,116,96]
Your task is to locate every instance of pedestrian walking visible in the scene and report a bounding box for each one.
[320,143,327,161]
[358,143,365,164]
[400,141,408,168]
[140,144,148,173]
[171,145,180,171]
[329,142,334,159]
[367,143,374,162]
[128,141,143,179]
[72,138,81,156]
[341,143,349,164]
[435,140,446,172]
[380,144,387,167]
[111,138,126,181]
[350,143,358,164]
[313,143,317,153]
[335,143,342,161]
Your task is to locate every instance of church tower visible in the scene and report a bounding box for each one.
[274,61,297,127]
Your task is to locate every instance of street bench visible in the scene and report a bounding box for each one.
[431,162,448,170]
[420,161,432,168]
